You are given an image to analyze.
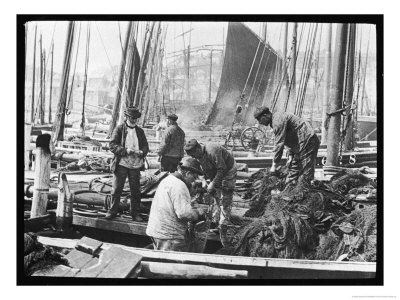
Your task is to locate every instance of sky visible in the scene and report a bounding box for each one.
[24,20,377,77]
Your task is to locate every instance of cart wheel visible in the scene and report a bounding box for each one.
[240,127,266,150]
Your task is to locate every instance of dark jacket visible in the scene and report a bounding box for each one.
[271,112,316,164]
[157,123,185,158]
[197,143,235,188]
[109,123,149,172]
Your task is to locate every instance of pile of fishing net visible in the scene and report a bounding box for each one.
[24,232,68,276]
[229,167,377,261]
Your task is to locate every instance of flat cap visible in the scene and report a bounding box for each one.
[184,139,199,152]
[167,113,178,121]
[254,106,270,119]
[124,106,142,118]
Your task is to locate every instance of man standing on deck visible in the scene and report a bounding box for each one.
[254,106,320,186]
[184,139,237,228]
[146,158,205,252]
[157,113,185,173]
[106,106,149,222]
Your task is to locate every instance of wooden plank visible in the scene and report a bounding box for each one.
[265,258,376,272]
[37,236,376,276]
[76,246,142,278]
[97,247,142,278]
[140,261,248,279]
[32,265,80,277]
[65,249,99,269]
[75,236,103,255]
[72,215,221,241]
[101,244,267,268]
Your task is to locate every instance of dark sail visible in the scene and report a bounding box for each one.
[206,22,282,126]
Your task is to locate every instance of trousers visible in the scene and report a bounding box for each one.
[286,134,320,185]
[160,156,181,173]
[109,165,141,217]
[213,162,237,225]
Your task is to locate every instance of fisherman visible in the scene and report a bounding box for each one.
[184,139,237,227]
[106,106,149,221]
[254,106,320,185]
[157,113,185,173]
[154,115,167,142]
[146,157,206,252]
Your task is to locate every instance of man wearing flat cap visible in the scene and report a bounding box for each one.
[107,106,149,221]
[146,157,206,252]
[184,139,237,229]
[157,113,185,173]
[254,106,320,186]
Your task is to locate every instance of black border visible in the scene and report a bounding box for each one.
[17,14,383,286]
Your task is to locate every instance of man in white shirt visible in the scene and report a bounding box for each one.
[107,107,149,221]
[146,157,205,252]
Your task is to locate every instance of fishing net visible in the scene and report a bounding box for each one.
[24,232,68,276]
[228,167,377,261]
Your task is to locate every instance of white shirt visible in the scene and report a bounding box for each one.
[119,126,143,169]
[146,174,198,240]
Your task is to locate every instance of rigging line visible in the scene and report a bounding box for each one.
[299,24,319,117]
[94,21,126,102]
[254,48,274,101]
[297,23,317,115]
[283,23,305,111]
[117,21,134,95]
[66,21,82,114]
[138,22,159,109]
[354,25,363,116]
[94,21,118,79]
[122,22,139,104]
[293,23,311,113]
[244,44,268,110]
[295,23,314,114]
[32,23,57,121]
[239,39,262,103]
[310,26,323,117]
[360,26,371,115]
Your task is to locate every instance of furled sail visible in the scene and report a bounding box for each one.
[206,22,283,126]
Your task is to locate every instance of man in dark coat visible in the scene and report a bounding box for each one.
[185,139,237,227]
[254,106,320,185]
[106,106,149,221]
[157,113,185,173]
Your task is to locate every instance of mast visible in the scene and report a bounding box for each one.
[261,23,267,43]
[321,23,332,145]
[25,24,28,121]
[141,22,162,126]
[81,22,91,137]
[133,22,155,107]
[208,49,213,103]
[360,31,371,116]
[280,23,288,109]
[109,22,132,137]
[41,48,46,125]
[344,24,356,150]
[289,23,297,112]
[326,23,349,166]
[52,21,75,143]
[48,42,54,124]
[39,34,44,124]
[31,24,37,123]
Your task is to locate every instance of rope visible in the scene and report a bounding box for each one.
[296,23,319,117]
[239,40,262,101]
[243,44,268,111]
